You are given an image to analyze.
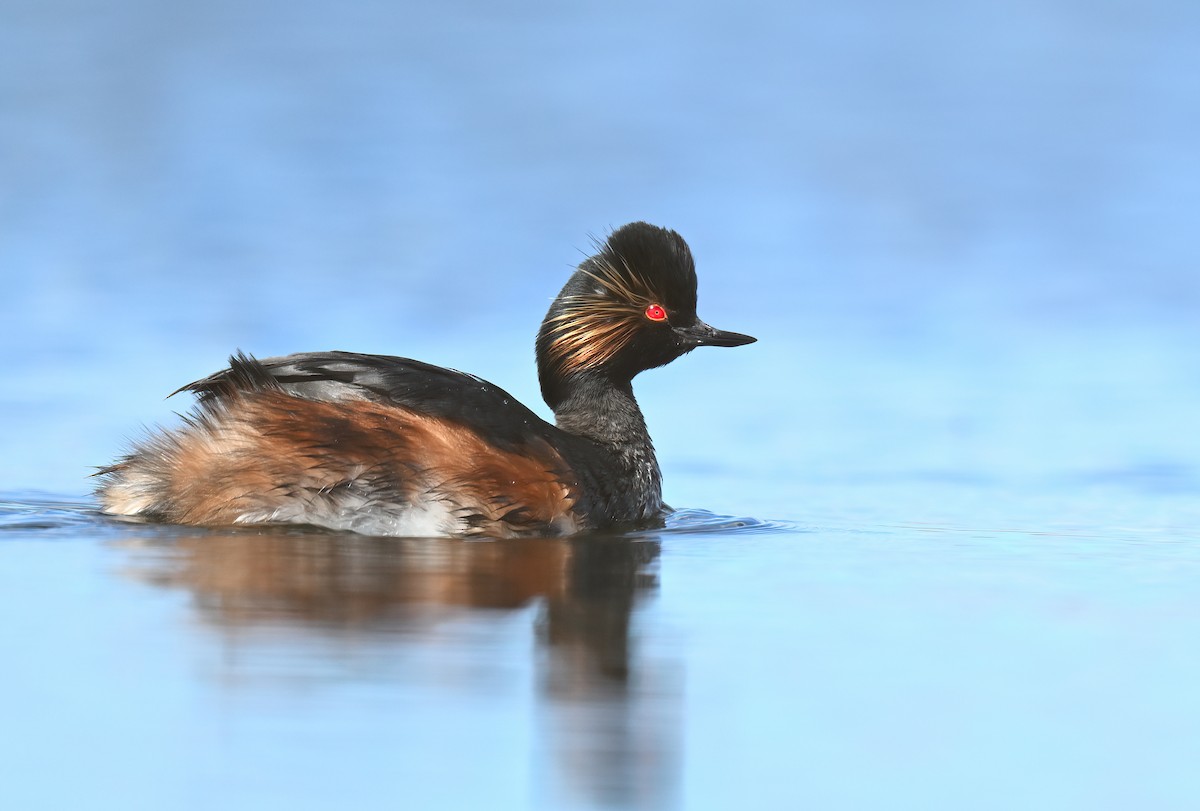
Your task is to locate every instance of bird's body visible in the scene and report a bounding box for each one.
[96,223,754,537]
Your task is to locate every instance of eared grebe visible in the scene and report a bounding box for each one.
[96,222,755,537]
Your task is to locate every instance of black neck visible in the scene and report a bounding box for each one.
[549,372,663,517]
[551,373,643,439]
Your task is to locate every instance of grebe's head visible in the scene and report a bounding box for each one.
[536,222,755,409]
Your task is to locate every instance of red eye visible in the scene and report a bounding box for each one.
[645,303,668,322]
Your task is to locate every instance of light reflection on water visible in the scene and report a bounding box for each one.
[116,518,676,810]
[5,496,1200,808]
[0,502,786,808]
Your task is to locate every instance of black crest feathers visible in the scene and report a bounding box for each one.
[537,222,699,381]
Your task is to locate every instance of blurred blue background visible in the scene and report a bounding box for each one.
[2,0,1199,809]
[3,0,1197,508]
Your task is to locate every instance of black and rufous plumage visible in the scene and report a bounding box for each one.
[96,222,755,537]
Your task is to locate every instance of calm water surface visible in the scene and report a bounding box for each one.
[3,0,1200,808]
[4,492,1200,809]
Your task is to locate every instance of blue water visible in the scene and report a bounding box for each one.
[3,0,1199,808]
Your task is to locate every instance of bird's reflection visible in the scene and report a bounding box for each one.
[118,527,678,808]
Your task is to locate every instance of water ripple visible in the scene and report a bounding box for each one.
[658,508,800,535]
[0,494,98,532]
[0,495,798,540]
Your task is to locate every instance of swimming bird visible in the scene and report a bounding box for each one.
[96,222,755,537]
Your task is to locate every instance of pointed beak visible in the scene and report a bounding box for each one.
[678,318,757,348]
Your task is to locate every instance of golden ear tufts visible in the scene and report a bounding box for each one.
[545,256,661,375]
